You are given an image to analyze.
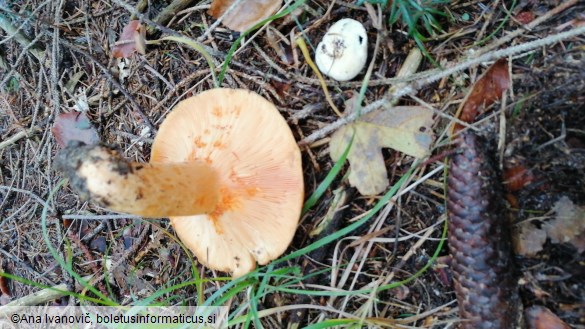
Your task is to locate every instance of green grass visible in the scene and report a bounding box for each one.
[358,0,447,58]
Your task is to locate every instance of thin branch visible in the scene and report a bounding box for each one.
[50,0,65,115]
[61,214,142,221]
[147,0,198,35]
[0,127,41,151]
[0,185,53,211]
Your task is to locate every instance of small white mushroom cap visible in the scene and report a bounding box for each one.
[315,18,368,81]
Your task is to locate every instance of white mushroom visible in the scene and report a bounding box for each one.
[315,18,368,81]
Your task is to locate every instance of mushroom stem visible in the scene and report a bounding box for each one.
[56,143,220,217]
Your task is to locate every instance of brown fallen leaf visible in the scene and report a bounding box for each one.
[330,95,434,196]
[271,80,291,99]
[0,273,10,298]
[51,112,100,148]
[112,20,146,58]
[454,59,510,132]
[208,0,281,32]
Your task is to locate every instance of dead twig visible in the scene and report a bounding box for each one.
[146,0,197,35]
[0,185,53,212]
[0,127,41,151]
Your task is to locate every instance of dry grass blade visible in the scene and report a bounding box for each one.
[295,36,342,117]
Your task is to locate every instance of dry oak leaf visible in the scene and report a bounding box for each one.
[112,20,146,58]
[208,0,281,32]
[330,97,434,196]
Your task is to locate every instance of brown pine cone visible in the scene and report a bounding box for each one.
[447,131,520,329]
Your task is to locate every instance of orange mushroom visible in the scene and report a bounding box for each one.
[56,88,304,277]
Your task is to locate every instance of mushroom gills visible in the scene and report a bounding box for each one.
[56,143,220,217]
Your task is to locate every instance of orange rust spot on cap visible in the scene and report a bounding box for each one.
[213,140,226,149]
[209,187,240,234]
[245,187,260,197]
[187,150,213,165]
[193,136,207,148]
[212,106,223,118]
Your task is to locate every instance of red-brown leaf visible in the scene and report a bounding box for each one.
[455,59,510,132]
[271,81,291,98]
[51,112,100,148]
[112,20,146,58]
[503,164,535,192]
[0,273,10,298]
[208,0,281,32]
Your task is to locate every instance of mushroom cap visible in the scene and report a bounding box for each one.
[151,88,304,277]
[315,18,368,81]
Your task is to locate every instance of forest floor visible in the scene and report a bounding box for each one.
[0,0,584,328]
